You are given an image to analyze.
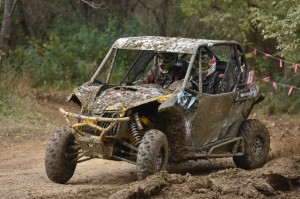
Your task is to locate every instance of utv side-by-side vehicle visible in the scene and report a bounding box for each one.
[45,36,270,183]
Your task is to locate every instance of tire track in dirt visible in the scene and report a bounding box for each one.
[0,141,137,199]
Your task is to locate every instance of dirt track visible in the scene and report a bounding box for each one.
[0,99,299,199]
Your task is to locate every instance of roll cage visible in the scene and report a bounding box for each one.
[90,36,248,95]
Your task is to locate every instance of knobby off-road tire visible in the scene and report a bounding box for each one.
[233,119,270,169]
[137,129,169,180]
[45,128,78,184]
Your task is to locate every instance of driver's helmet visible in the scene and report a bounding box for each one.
[200,53,216,78]
[157,53,177,73]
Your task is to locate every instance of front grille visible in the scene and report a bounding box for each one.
[97,111,119,136]
[79,111,120,136]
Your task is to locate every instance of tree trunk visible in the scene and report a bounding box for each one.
[0,0,15,71]
[159,0,169,36]
[0,0,15,51]
[18,0,30,37]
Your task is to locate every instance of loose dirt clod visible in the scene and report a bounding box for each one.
[108,155,300,199]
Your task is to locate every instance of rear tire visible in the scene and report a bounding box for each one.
[233,119,270,169]
[137,129,169,180]
[45,128,79,183]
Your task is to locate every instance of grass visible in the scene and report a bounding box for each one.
[0,76,39,121]
[0,75,65,143]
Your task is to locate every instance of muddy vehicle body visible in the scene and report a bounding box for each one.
[45,36,270,183]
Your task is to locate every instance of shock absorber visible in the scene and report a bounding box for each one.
[130,112,143,146]
[130,122,141,146]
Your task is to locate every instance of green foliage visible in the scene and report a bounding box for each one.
[250,0,300,61]
[181,0,300,61]
[180,0,258,41]
[2,0,300,114]
[4,14,144,88]
[6,20,117,88]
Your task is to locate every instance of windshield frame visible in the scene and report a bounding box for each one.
[89,41,247,95]
[90,47,198,89]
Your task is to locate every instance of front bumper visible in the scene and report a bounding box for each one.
[59,108,130,158]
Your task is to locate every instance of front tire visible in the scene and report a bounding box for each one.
[45,128,79,183]
[136,129,169,180]
[233,119,270,169]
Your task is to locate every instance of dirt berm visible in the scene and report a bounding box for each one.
[109,156,300,199]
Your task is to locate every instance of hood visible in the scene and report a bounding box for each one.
[91,84,172,116]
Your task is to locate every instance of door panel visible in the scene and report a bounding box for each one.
[188,92,235,147]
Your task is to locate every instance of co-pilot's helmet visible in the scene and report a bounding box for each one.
[193,53,216,78]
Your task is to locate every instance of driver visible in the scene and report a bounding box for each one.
[145,52,188,88]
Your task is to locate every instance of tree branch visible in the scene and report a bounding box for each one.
[9,0,19,16]
[80,0,107,9]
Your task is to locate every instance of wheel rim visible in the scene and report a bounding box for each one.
[252,136,263,156]
[156,147,165,171]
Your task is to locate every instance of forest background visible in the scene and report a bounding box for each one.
[0,0,299,116]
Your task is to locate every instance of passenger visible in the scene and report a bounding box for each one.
[145,53,188,88]
[193,52,224,94]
